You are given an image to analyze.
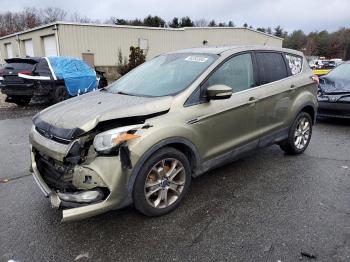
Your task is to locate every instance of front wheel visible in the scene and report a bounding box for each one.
[280,112,313,155]
[133,147,191,216]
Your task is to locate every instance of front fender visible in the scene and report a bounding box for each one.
[126,123,201,194]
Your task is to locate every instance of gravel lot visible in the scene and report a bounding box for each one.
[0,106,349,262]
[0,91,46,120]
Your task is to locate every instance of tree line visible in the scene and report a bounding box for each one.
[1,7,349,60]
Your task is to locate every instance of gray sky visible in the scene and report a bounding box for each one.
[2,0,350,32]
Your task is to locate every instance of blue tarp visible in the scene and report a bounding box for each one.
[47,57,97,96]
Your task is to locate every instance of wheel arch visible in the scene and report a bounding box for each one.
[128,137,200,194]
[298,103,317,124]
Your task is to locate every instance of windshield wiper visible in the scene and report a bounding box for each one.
[116,91,135,96]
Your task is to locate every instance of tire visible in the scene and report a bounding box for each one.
[133,147,192,216]
[52,86,69,104]
[11,96,31,106]
[280,112,313,155]
[98,78,108,89]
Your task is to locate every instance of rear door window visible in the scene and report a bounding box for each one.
[284,53,303,75]
[256,52,288,85]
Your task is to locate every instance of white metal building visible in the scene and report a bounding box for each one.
[0,22,283,77]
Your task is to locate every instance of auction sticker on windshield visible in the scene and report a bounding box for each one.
[185,56,209,63]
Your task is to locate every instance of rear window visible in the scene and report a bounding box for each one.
[284,53,303,75]
[256,52,288,85]
[4,62,36,71]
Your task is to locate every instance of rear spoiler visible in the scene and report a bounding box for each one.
[5,58,40,64]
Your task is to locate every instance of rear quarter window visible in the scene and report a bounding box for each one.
[256,52,288,85]
[284,53,303,75]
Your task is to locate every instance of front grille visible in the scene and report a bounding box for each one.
[35,127,72,145]
[35,151,76,192]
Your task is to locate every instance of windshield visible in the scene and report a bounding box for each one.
[327,63,350,79]
[107,53,217,97]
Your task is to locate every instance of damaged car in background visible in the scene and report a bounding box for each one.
[317,61,350,118]
[0,57,99,105]
[29,46,317,222]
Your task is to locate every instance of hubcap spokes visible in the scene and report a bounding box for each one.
[144,158,186,209]
[294,117,310,149]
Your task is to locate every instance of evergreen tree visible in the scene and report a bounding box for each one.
[180,16,194,27]
[143,15,165,27]
[228,21,235,27]
[208,20,216,27]
[274,25,284,37]
[169,17,180,28]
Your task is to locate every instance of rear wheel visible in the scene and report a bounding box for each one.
[133,147,191,216]
[53,86,69,104]
[9,96,31,106]
[280,112,313,155]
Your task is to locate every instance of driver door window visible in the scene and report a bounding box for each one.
[204,53,255,93]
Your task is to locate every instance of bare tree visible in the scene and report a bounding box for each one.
[41,7,67,23]
[104,16,117,24]
[70,12,95,23]
[194,19,208,27]
[22,7,41,29]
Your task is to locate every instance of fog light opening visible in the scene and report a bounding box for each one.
[57,188,104,204]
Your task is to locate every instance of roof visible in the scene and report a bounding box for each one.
[170,46,240,54]
[0,21,284,41]
[169,45,303,56]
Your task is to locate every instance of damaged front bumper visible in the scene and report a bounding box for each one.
[29,126,134,222]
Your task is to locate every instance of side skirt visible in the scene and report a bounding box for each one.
[193,139,258,177]
[193,127,289,177]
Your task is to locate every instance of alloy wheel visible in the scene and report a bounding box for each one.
[144,158,186,209]
[294,117,311,150]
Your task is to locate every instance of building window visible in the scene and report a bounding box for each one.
[5,43,13,58]
[138,38,149,50]
[24,39,34,57]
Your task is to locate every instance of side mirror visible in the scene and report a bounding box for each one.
[206,85,233,100]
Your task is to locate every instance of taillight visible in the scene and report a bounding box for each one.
[19,71,32,75]
[311,75,319,85]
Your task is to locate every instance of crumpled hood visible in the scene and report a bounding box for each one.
[319,76,350,94]
[33,91,173,139]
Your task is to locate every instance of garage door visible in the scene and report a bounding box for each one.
[24,39,34,57]
[43,35,57,56]
[5,43,13,58]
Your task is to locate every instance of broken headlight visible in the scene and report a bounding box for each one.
[93,124,143,153]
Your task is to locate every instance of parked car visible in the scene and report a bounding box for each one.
[0,64,4,85]
[29,46,318,221]
[0,57,97,106]
[0,58,40,105]
[317,61,350,118]
[311,60,336,76]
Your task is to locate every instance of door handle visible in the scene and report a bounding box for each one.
[247,97,259,105]
[290,84,297,89]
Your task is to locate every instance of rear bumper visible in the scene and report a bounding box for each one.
[1,82,50,96]
[317,101,350,118]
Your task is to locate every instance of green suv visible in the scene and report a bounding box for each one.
[29,46,318,221]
